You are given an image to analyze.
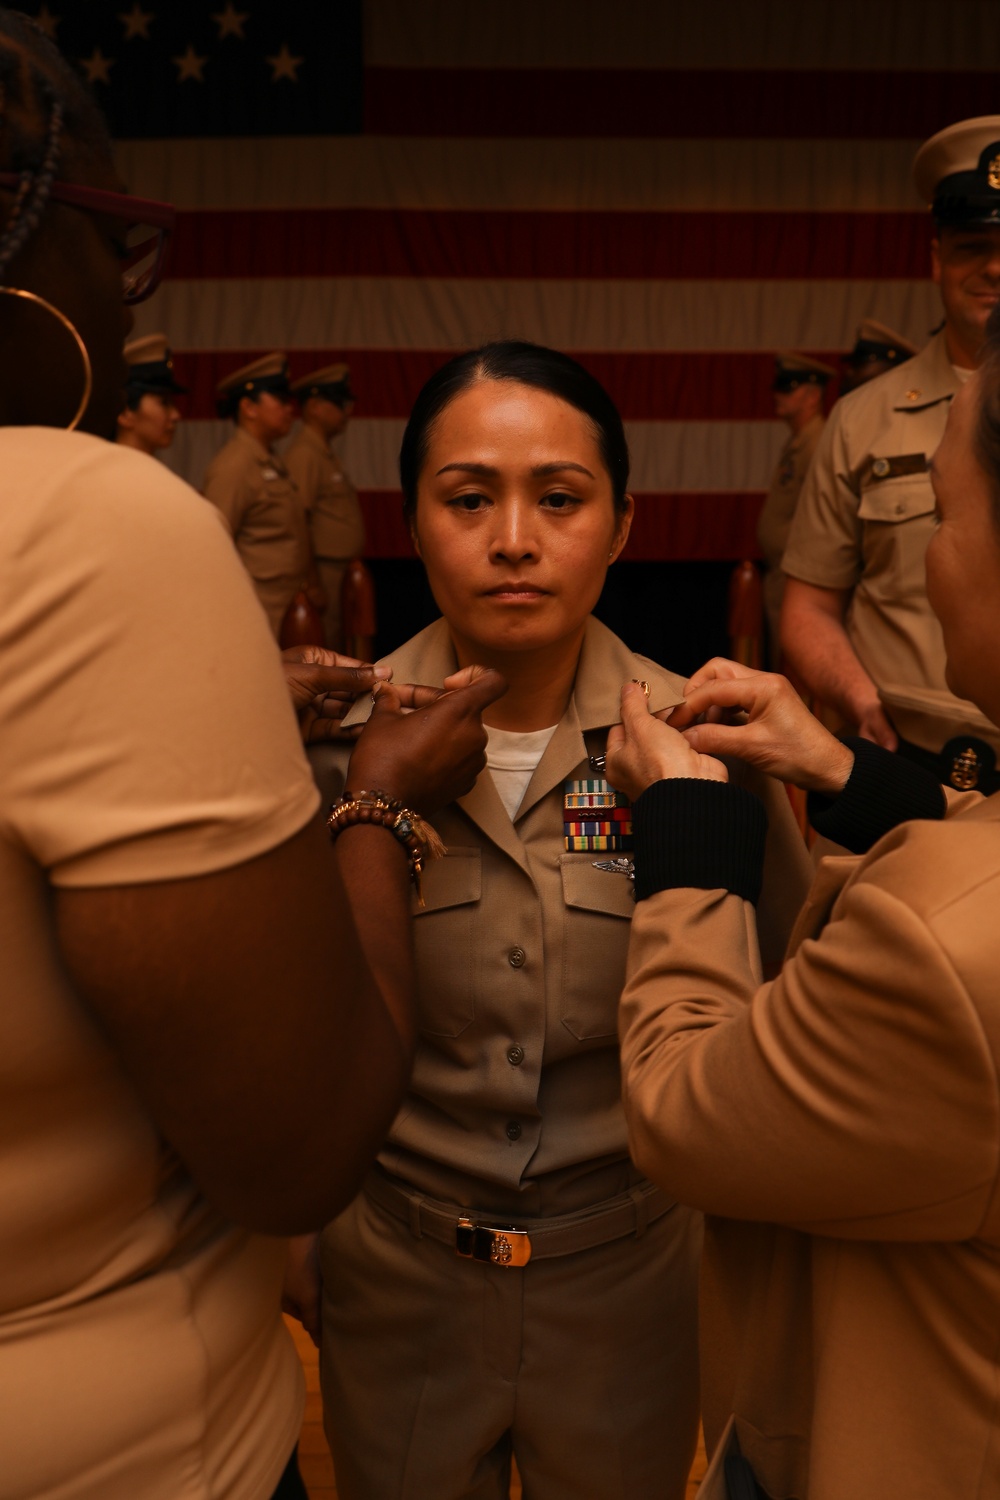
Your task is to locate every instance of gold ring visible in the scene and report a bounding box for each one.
[632,679,650,698]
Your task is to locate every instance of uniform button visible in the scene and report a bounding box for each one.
[508,946,526,968]
[506,1121,522,1141]
[507,1045,525,1067]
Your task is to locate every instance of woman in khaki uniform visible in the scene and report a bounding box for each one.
[609,327,1000,1498]
[295,343,811,1500]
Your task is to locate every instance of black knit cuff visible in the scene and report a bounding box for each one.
[807,736,946,854]
[632,779,768,904]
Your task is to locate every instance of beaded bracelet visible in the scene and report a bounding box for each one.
[326,788,446,906]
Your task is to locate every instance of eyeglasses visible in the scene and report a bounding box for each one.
[0,175,175,305]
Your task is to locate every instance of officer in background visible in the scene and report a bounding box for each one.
[781,115,1000,794]
[756,353,834,666]
[203,353,320,639]
[840,318,919,395]
[285,363,365,649]
[115,333,186,458]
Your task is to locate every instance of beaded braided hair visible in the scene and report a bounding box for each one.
[0,7,112,283]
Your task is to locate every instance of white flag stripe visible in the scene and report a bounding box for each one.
[164,417,788,497]
[367,0,1000,72]
[117,136,927,213]
[134,276,941,356]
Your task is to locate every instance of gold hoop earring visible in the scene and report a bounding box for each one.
[0,286,92,431]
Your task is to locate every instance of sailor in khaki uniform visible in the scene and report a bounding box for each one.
[756,354,833,665]
[782,116,1000,792]
[285,363,365,649]
[202,353,314,638]
[321,617,812,1500]
[115,333,186,458]
[840,317,918,395]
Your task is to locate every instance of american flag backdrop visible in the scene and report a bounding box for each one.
[20,0,1000,565]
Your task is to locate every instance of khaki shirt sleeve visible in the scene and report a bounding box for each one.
[620,856,998,1242]
[203,449,252,536]
[782,402,864,591]
[284,442,319,521]
[0,447,318,886]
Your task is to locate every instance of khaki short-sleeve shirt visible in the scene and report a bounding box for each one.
[782,331,997,751]
[757,412,825,573]
[0,431,319,1500]
[341,618,813,1217]
[203,427,312,636]
[284,423,365,562]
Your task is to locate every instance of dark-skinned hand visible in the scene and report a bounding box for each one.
[345,664,507,817]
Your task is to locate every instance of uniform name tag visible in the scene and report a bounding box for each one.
[868,453,927,482]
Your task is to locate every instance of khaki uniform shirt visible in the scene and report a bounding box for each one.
[757,413,825,575]
[621,787,1000,1500]
[203,427,312,636]
[757,412,825,655]
[343,617,812,1218]
[0,431,319,1500]
[783,331,997,752]
[284,423,365,562]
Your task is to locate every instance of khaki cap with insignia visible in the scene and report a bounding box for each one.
[845,319,919,370]
[913,116,1000,226]
[215,352,291,416]
[290,361,354,405]
[772,352,836,393]
[124,332,187,395]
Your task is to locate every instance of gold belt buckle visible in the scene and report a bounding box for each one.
[456,1216,532,1268]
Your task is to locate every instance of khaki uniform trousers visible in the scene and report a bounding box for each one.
[316,556,349,650]
[320,1184,701,1500]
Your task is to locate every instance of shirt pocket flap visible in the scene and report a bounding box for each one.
[857,478,935,524]
[413,846,482,915]
[559,855,634,919]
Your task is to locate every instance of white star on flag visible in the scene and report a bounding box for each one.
[119,4,153,40]
[34,4,58,38]
[266,44,304,83]
[212,3,248,40]
[173,44,208,83]
[80,48,114,84]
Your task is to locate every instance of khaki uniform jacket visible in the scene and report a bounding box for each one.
[202,428,311,636]
[620,789,1000,1500]
[782,331,997,752]
[344,617,812,1217]
[284,424,365,562]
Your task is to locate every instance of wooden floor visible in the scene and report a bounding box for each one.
[286,1317,708,1498]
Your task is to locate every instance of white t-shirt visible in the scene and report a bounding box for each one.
[486,724,559,819]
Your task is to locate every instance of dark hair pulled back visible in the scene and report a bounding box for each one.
[398,340,631,517]
[0,8,112,281]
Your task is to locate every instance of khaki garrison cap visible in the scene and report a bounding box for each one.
[290,362,354,405]
[772,352,836,393]
[124,332,187,395]
[215,352,291,416]
[914,116,1000,226]
[845,319,919,371]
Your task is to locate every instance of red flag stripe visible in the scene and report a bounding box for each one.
[363,67,1000,140]
[359,490,765,562]
[164,208,933,281]
[173,349,858,422]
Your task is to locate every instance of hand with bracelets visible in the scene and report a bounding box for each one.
[328,665,506,898]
